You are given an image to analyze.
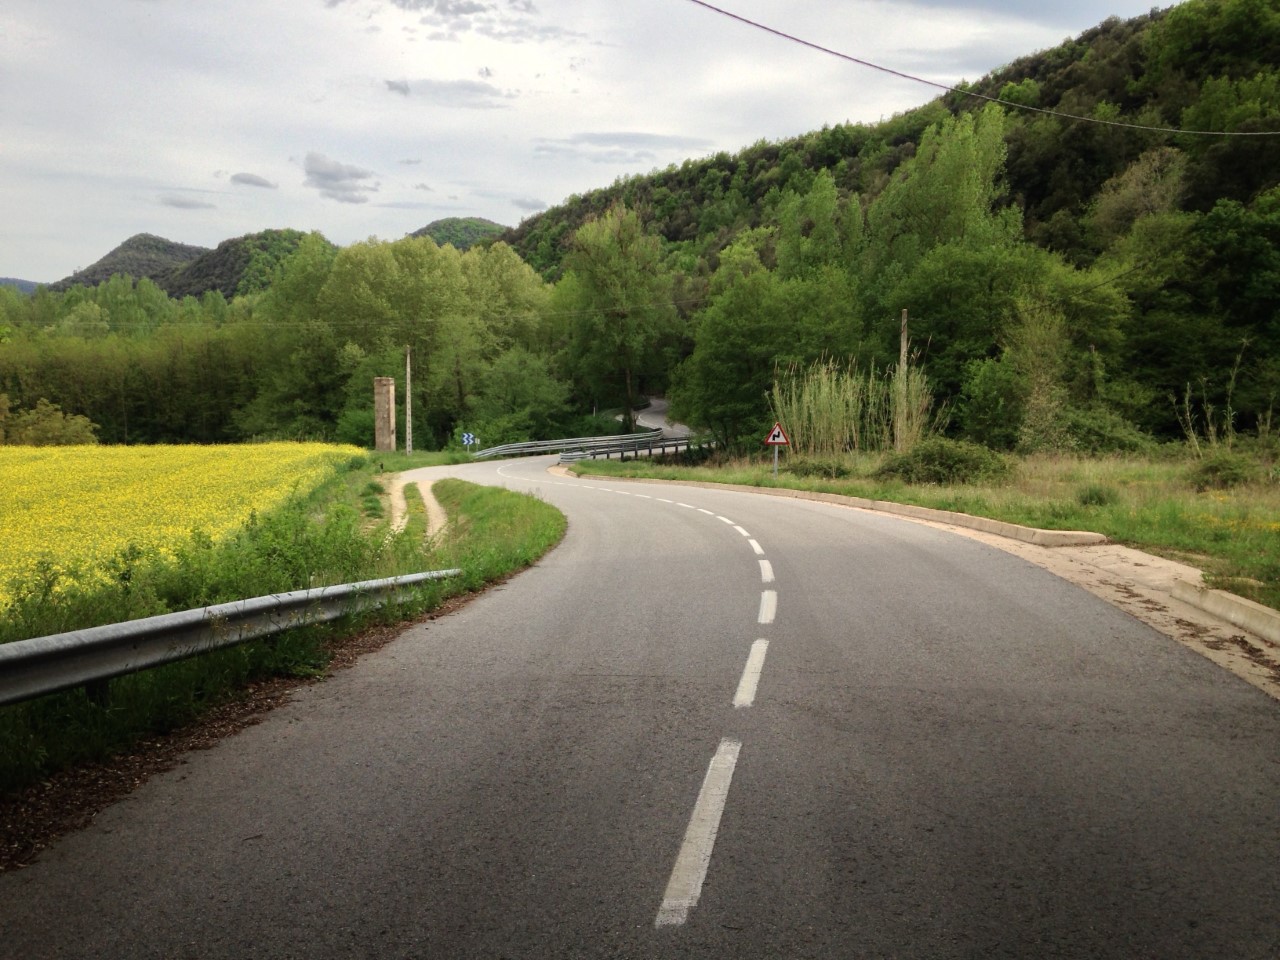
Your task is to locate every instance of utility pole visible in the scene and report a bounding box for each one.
[900,308,909,371]
[405,344,413,456]
[895,309,909,452]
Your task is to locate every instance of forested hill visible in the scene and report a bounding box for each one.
[0,279,38,294]
[49,234,209,292]
[49,230,317,301]
[157,229,316,300]
[411,217,507,251]
[502,0,1280,277]
[3,0,1278,456]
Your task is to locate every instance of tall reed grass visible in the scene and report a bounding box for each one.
[771,357,937,457]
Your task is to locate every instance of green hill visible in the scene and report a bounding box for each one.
[502,1,1279,278]
[411,217,507,251]
[157,229,314,300]
[50,234,209,292]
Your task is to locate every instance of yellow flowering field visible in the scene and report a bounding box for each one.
[0,443,362,604]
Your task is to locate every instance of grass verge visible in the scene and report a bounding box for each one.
[0,470,564,798]
[573,450,1280,611]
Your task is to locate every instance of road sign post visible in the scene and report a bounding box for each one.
[763,421,790,477]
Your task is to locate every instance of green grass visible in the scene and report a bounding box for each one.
[0,466,565,795]
[574,449,1280,611]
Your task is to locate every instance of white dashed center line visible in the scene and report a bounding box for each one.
[655,739,743,927]
[733,640,770,708]
[758,590,777,625]
[748,539,765,556]
[758,559,774,583]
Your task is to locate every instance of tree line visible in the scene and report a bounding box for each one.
[0,0,1276,453]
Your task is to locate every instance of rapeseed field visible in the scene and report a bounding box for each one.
[0,443,362,604]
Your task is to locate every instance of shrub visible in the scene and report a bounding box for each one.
[1062,405,1156,455]
[875,437,1012,485]
[0,395,99,446]
[1076,483,1120,506]
[785,456,852,479]
[959,357,1024,451]
[1189,451,1256,491]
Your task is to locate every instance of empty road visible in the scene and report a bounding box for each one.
[3,456,1278,959]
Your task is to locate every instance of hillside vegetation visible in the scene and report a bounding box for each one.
[158,229,314,300]
[412,217,507,251]
[504,1,1279,276]
[48,234,208,292]
[0,0,1276,463]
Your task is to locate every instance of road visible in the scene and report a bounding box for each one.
[2,456,1278,959]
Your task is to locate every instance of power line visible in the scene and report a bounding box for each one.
[682,0,1280,138]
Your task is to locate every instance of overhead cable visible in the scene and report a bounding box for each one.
[683,0,1280,137]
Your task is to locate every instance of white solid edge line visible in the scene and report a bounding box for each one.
[758,590,777,625]
[733,640,770,708]
[655,739,743,927]
[759,559,775,584]
[748,539,765,556]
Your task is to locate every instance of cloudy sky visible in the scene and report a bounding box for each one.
[2,0,1177,282]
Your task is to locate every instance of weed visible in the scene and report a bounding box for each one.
[1076,483,1120,507]
[1189,452,1256,491]
[875,437,1012,486]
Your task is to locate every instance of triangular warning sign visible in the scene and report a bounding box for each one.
[764,422,790,446]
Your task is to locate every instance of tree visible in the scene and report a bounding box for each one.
[0,395,99,445]
[556,205,677,429]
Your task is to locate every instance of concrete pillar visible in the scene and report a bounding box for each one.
[374,377,396,452]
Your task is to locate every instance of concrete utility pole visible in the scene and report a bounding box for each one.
[405,345,413,456]
[374,377,396,452]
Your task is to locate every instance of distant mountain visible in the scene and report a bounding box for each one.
[411,217,506,251]
[157,229,314,300]
[47,230,316,300]
[0,278,39,294]
[50,234,209,292]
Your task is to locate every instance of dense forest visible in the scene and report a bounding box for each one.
[1,0,1277,454]
[411,217,508,251]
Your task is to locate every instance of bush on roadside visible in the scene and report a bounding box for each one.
[1189,451,1257,491]
[875,437,1012,486]
[1061,405,1156,455]
[785,456,853,479]
[1076,483,1120,506]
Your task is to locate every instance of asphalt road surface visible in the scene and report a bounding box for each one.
[3,457,1278,959]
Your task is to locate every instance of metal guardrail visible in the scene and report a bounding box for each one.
[0,569,462,708]
[559,435,711,463]
[472,430,663,460]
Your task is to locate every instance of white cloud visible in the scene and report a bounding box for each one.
[231,173,278,189]
[159,195,217,210]
[0,0,1174,281]
[303,152,379,204]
